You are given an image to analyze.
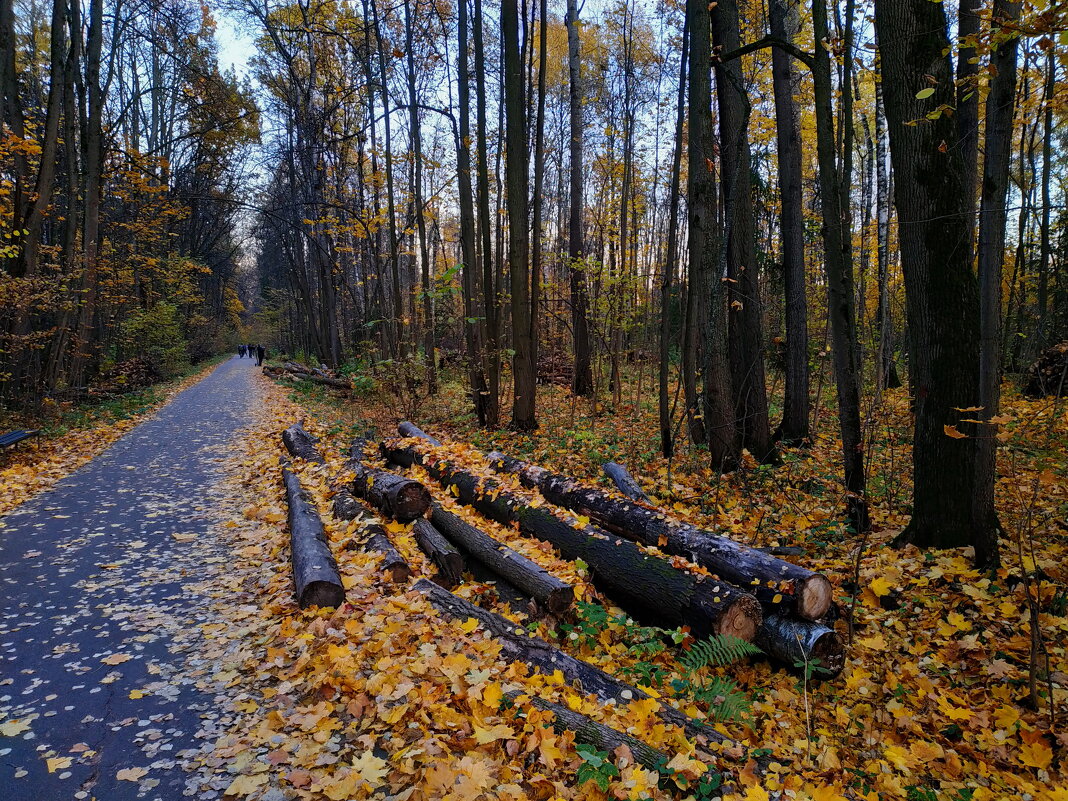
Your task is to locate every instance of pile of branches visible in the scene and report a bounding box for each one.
[537,350,574,386]
[263,361,351,391]
[1025,341,1068,397]
[89,358,161,397]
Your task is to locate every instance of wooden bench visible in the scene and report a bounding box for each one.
[0,429,39,449]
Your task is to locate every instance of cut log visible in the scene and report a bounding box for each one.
[384,441,762,640]
[347,439,431,522]
[332,487,363,521]
[282,422,324,464]
[489,451,832,621]
[339,505,412,584]
[282,465,345,609]
[430,503,574,613]
[413,578,732,750]
[398,420,442,446]
[602,461,651,503]
[755,614,845,679]
[267,362,350,390]
[503,691,676,772]
[411,518,464,587]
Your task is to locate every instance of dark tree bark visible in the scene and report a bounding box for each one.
[710,0,774,464]
[956,0,982,235]
[430,503,573,613]
[687,0,737,470]
[501,0,536,431]
[488,451,832,620]
[282,465,345,609]
[876,0,995,565]
[565,0,594,397]
[412,578,732,750]
[659,17,688,458]
[384,440,763,639]
[756,614,845,678]
[412,518,464,587]
[811,0,869,533]
[398,421,442,445]
[347,452,431,522]
[973,0,1021,566]
[1037,49,1055,344]
[282,422,325,464]
[473,0,500,426]
[769,0,809,445]
[874,47,901,391]
[602,462,651,503]
[455,0,492,425]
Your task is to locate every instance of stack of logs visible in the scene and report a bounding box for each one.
[276,418,847,780]
[264,361,351,390]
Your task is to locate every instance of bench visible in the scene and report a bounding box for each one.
[0,429,39,449]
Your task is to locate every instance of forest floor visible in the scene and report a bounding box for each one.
[1,358,1066,801]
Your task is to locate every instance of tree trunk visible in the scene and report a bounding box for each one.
[602,462,651,503]
[430,503,573,613]
[455,0,492,425]
[1037,50,1054,350]
[874,48,900,391]
[473,0,500,426]
[282,465,345,609]
[282,422,325,464]
[488,451,831,620]
[687,0,737,469]
[412,578,733,750]
[811,0,869,533]
[711,0,774,464]
[973,0,1021,567]
[412,518,464,587]
[565,0,594,397]
[876,0,994,564]
[659,17,689,458]
[384,440,762,639]
[756,614,845,678]
[769,0,810,445]
[502,0,536,430]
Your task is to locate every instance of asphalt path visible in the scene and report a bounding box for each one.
[0,356,261,800]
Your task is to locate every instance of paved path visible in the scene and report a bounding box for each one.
[0,356,261,800]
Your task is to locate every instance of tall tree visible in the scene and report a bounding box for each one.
[502,0,536,430]
[973,0,1021,564]
[688,0,737,471]
[710,0,774,463]
[566,0,594,397]
[769,0,809,445]
[876,0,996,566]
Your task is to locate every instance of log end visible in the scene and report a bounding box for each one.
[298,580,345,610]
[808,628,846,679]
[393,481,432,522]
[545,585,576,615]
[797,575,834,621]
[715,593,763,642]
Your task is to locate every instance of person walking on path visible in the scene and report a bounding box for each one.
[256,344,266,366]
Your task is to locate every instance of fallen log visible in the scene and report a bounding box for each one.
[398,420,442,446]
[413,578,731,751]
[412,518,464,587]
[266,361,350,390]
[488,451,832,621]
[602,461,651,503]
[755,614,845,679]
[282,465,345,609]
[338,507,412,584]
[348,438,431,522]
[332,487,363,520]
[385,441,761,640]
[503,691,677,774]
[281,422,325,464]
[430,503,574,613]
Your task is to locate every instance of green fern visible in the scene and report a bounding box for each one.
[680,634,763,672]
[695,676,752,722]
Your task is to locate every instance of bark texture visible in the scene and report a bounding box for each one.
[282,465,345,609]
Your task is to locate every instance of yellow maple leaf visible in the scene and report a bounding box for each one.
[946,611,971,631]
[869,576,892,597]
[116,766,149,782]
[883,743,912,770]
[1020,740,1053,770]
[994,705,1020,730]
[943,424,967,439]
[352,751,390,784]
[473,722,514,744]
[743,786,770,801]
[0,719,31,737]
[46,756,73,773]
[909,740,944,761]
